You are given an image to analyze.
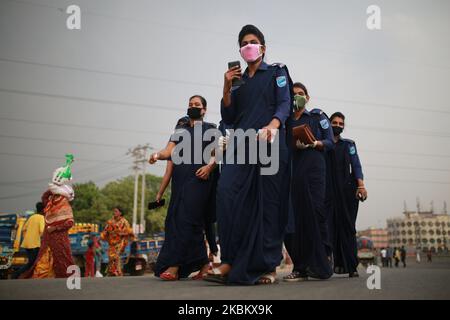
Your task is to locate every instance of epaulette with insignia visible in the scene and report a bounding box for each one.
[342,138,356,145]
[310,108,324,115]
[204,121,217,129]
[271,62,286,68]
[175,116,190,128]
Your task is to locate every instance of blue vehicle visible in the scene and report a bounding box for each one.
[69,231,164,276]
[0,212,33,279]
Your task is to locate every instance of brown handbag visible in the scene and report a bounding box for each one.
[292,124,317,145]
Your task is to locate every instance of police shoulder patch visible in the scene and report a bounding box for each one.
[320,118,330,130]
[349,145,356,155]
[276,76,287,88]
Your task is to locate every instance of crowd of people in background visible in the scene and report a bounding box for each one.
[378,246,434,268]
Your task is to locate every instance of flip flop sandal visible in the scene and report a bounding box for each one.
[203,268,228,284]
[191,272,207,280]
[160,271,178,281]
[283,271,308,282]
[256,274,278,285]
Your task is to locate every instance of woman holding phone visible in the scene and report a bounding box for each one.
[149,95,217,280]
[204,25,292,285]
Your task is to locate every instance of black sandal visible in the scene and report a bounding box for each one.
[283,271,308,282]
[203,268,228,284]
[257,273,278,285]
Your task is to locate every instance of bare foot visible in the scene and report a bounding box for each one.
[165,266,179,276]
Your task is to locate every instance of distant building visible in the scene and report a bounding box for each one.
[358,228,389,249]
[386,208,450,253]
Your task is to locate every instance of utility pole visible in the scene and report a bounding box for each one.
[132,164,140,234]
[140,144,151,234]
[127,144,152,235]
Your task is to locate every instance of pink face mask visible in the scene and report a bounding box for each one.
[240,43,262,63]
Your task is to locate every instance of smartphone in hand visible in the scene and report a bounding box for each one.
[228,61,244,87]
[148,199,165,210]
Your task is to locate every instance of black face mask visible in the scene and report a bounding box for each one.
[332,126,343,136]
[187,107,203,120]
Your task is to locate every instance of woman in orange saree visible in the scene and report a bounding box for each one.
[21,190,75,278]
[21,154,76,279]
[100,207,134,276]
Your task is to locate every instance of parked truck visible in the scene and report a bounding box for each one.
[0,212,33,279]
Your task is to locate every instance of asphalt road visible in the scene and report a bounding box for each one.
[1,257,449,300]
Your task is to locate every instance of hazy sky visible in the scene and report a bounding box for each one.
[1,0,449,230]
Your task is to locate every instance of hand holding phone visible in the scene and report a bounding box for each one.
[148,198,165,210]
[227,61,244,87]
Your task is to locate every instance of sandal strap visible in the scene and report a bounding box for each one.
[208,267,223,276]
[284,271,301,279]
[259,274,276,283]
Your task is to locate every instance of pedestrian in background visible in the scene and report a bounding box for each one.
[84,235,95,277]
[93,235,103,277]
[400,246,407,268]
[416,248,421,263]
[427,249,432,263]
[12,202,45,279]
[387,246,393,268]
[101,207,134,276]
[380,247,387,267]
[394,247,400,267]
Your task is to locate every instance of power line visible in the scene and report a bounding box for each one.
[0,151,131,164]
[0,133,137,149]
[6,154,131,183]
[0,87,195,114]
[347,125,450,138]
[0,57,220,89]
[5,0,450,71]
[369,178,450,185]
[0,116,171,137]
[365,164,450,173]
[1,107,449,142]
[0,168,133,199]
[2,56,450,116]
[359,149,450,159]
[0,191,42,200]
[316,98,450,116]
[3,114,448,141]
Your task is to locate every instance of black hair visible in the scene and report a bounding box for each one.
[35,202,44,213]
[238,24,266,47]
[114,206,124,215]
[330,111,346,122]
[189,95,207,109]
[293,82,309,96]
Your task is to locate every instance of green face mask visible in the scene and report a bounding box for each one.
[293,94,307,111]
